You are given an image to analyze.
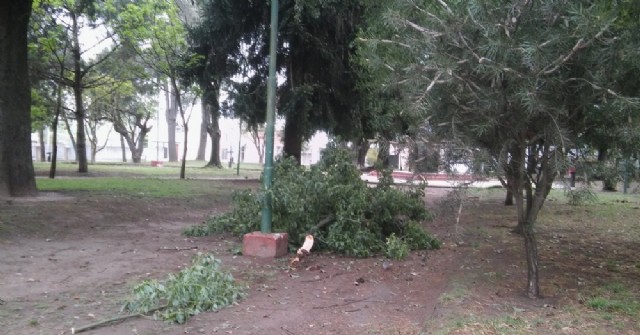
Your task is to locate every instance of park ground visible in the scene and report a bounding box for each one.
[0,162,639,334]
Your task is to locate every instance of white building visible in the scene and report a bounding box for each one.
[31,100,330,166]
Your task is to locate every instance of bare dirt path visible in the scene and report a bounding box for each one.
[0,185,462,335]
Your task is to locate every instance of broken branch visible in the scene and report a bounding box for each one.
[290,235,315,267]
[71,305,166,334]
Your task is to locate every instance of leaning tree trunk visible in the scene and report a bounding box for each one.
[0,0,37,196]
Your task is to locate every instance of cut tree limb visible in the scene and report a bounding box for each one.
[290,235,314,267]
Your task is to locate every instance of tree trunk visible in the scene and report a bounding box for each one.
[504,188,514,206]
[169,77,188,179]
[205,102,222,168]
[377,140,390,168]
[165,81,178,162]
[283,113,303,164]
[522,222,540,298]
[38,128,46,162]
[120,134,127,162]
[356,139,369,168]
[196,103,208,161]
[70,12,88,173]
[62,114,77,153]
[0,0,37,196]
[49,75,64,179]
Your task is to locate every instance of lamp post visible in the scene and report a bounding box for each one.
[260,0,278,233]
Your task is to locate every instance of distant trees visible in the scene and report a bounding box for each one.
[360,0,640,297]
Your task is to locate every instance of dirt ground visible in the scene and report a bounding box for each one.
[1,179,638,335]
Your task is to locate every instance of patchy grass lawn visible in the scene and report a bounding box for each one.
[424,187,640,335]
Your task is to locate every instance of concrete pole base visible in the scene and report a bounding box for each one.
[242,231,289,258]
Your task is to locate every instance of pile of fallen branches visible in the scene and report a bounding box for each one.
[186,144,440,257]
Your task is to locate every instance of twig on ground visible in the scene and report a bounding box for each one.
[312,296,371,309]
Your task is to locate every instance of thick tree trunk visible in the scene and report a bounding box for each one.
[205,103,222,168]
[283,114,303,164]
[165,81,178,162]
[71,12,88,173]
[196,103,208,161]
[504,188,514,206]
[0,0,37,196]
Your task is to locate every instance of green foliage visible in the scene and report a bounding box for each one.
[565,187,597,206]
[385,233,409,260]
[186,145,439,257]
[122,253,245,324]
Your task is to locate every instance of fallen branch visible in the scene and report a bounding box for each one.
[157,246,198,251]
[71,305,166,334]
[308,215,334,234]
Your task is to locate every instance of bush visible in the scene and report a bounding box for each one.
[185,143,440,258]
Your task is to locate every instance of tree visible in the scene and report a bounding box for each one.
[183,0,258,168]
[360,0,640,297]
[34,0,119,173]
[0,0,37,196]
[199,0,372,165]
[93,42,158,164]
[84,86,113,163]
[115,0,197,178]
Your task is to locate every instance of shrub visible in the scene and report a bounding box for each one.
[185,143,440,258]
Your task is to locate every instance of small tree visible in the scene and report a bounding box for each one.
[361,0,640,297]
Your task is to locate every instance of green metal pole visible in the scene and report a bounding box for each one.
[261,0,278,233]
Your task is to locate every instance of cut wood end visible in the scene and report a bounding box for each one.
[290,235,314,267]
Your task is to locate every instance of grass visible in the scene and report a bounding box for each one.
[36,177,256,198]
[33,161,264,200]
[418,185,640,335]
[33,161,264,179]
[586,282,640,316]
